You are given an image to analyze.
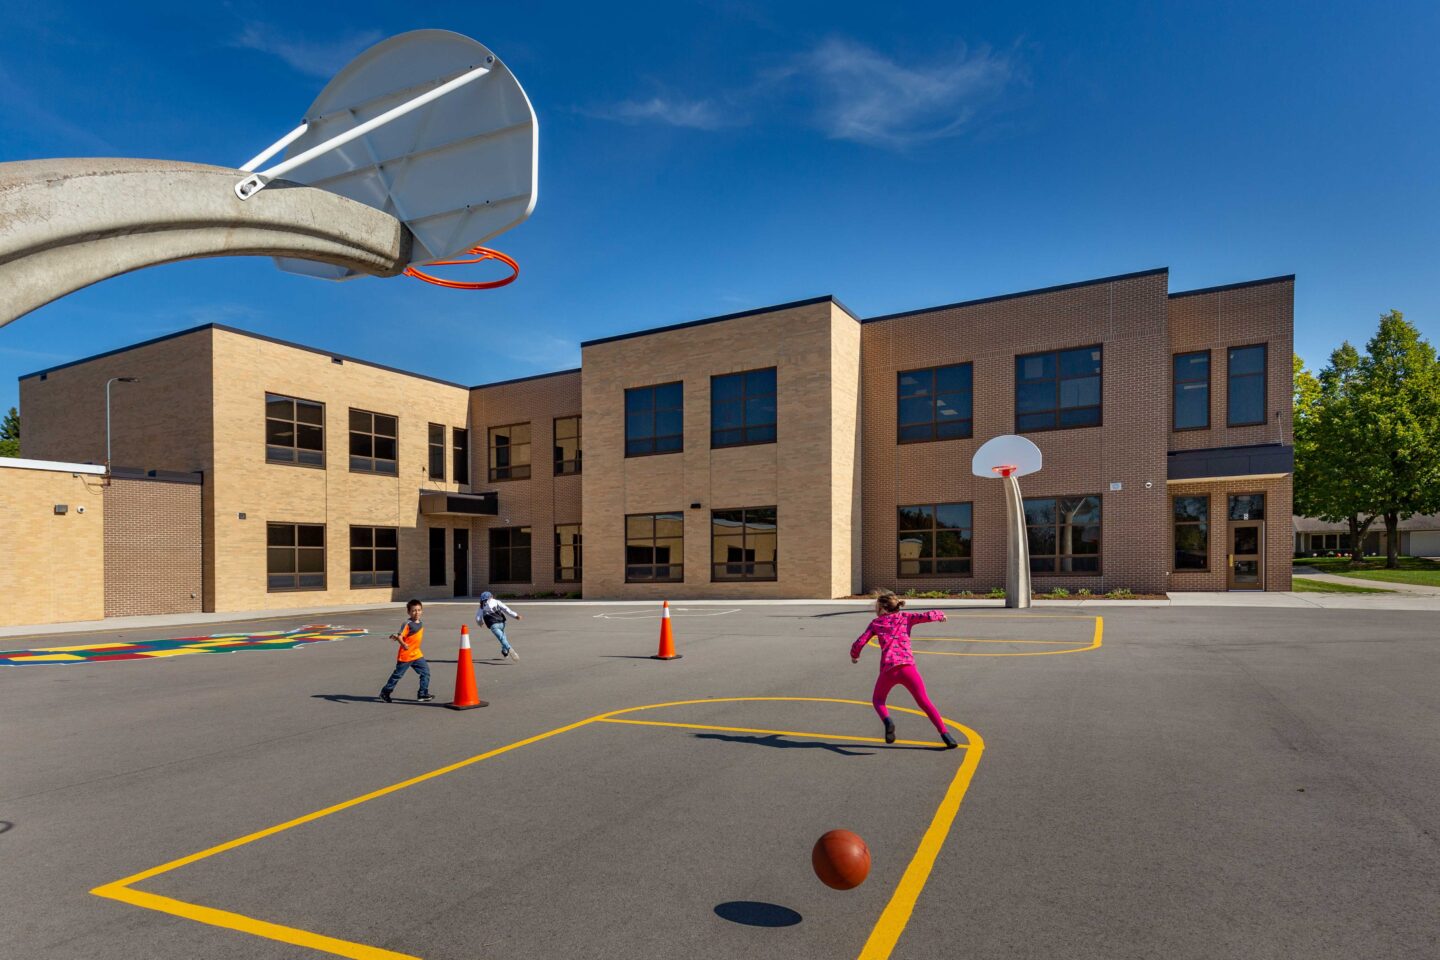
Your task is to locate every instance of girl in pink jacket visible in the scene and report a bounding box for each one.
[851,590,959,749]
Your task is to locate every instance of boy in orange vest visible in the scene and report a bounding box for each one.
[380,598,433,703]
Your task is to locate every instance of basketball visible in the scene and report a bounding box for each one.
[812,829,871,890]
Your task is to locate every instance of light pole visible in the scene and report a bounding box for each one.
[105,376,141,474]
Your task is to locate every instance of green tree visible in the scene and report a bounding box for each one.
[1352,311,1440,567]
[1294,346,1379,562]
[0,406,18,458]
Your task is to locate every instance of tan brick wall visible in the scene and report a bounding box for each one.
[860,271,1173,596]
[1167,278,1294,451]
[1167,476,1293,591]
[467,370,583,596]
[581,300,861,598]
[104,476,203,617]
[0,464,105,625]
[208,329,473,612]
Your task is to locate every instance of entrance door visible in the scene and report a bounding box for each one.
[1228,522,1264,590]
[453,529,469,597]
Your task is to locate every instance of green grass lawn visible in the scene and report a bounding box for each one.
[1291,576,1395,594]
[1293,555,1440,587]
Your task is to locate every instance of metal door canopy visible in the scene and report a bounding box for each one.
[267,30,537,280]
[971,434,1043,478]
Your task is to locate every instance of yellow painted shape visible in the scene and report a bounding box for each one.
[26,641,136,652]
[190,640,250,647]
[598,716,944,748]
[869,615,1103,657]
[7,653,85,661]
[135,650,203,658]
[92,696,984,960]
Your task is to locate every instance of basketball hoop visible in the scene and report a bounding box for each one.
[403,245,519,290]
[992,465,1018,478]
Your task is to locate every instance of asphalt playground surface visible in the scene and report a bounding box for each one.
[2,601,1438,959]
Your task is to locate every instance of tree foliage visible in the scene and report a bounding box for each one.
[0,406,17,458]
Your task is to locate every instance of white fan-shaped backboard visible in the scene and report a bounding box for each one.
[971,435,1042,478]
[272,30,537,280]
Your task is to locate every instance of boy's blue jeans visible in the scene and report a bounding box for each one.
[382,658,430,696]
[488,623,510,654]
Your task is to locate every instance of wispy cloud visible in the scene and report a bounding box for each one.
[232,25,382,79]
[495,332,581,371]
[0,63,115,153]
[778,38,1019,148]
[584,96,740,131]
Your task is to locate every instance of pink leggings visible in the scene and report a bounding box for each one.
[872,663,948,734]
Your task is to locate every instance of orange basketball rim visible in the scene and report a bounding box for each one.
[404,244,519,290]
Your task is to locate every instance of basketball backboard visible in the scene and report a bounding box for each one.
[971,434,1042,479]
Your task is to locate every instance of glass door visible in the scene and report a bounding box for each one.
[1228,521,1264,590]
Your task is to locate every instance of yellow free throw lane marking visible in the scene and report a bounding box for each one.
[598,716,947,748]
[870,615,1103,657]
[92,697,983,960]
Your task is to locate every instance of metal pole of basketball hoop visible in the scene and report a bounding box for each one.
[234,58,495,200]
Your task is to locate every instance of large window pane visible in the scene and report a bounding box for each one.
[711,368,778,449]
[267,523,325,591]
[1014,346,1103,433]
[627,512,685,582]
[711,507,777,580]
[554,416,582,475]
[627,383,684,457]
[1173,351,1210,430]
[896,502,972,577]
[1024,496,1102,576]
[349,409,399,474]
[555,524,582,582]
[349,525,398,588]
[490,526,532,583]
[266,394,325,467]
[1227,344,1267,426]
[488,423,532,481]
[428,423,446,480]
[896,363,973,443]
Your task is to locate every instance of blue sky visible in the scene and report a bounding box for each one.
[3,1,1437,416]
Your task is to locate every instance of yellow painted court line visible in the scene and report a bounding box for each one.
[597,716,946,748]
[872,637,1080,646]
[92,696,983,960]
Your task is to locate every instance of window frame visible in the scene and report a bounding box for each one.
[896,503,974,578]
[1171,350,1211,432]
[1226,343,1268,427]
[1023,495,1103,576]
[1013,345,1104,434]
[453,427,470,485]
[1172,495,1210,572]
[553,416,582,476]
[265,393,326,468]
[427,423,446,480]
[346,408,398,475]
[349,525,399,588]
[428,527,446,587]
[624,382,685,458]
[710,506,778,582]
[625,511,685,583]
[487,422,532,482]
[554,523,582,583]
[710,367,778,449]
[266,522,327,592]
[896,363,974,444]
[489,526,533,584]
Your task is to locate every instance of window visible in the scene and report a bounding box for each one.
[555,524,582,582]
[897,503,973,576]
[897,364,973,443]
[267,523,325,591]
[1172,352,1210,431]
[1015,346,1102,432]
[626,512,684,582]
[712,368,777,448]
[625,382,683,457]
[453,428,469,485]
[350,526,398,587]
[554,416,582,475]
[348,409,397,474]
[429,528,446,586]
[1227,344,1267,426]
[488,423,532,481]
[1173,496,1209,570]
[490,527,532,583]
[711,507,777,581]
[427,424,445,480]
[1228,493,1265,520]
[1024,496,1101,574]
[266,394,324,466]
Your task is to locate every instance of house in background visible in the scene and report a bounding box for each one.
[1293,514,1440,557]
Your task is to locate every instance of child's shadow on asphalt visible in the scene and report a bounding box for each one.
[694,732,938,755]
[311,694,449,707]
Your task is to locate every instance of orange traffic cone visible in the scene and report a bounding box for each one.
[447,624,488,710]
[651,600,682,660]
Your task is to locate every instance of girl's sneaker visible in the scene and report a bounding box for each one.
[883,718,896,744]
[507,647,520,661]
[941,731,959,749]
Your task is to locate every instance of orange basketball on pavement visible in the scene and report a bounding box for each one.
[812,829,871,890]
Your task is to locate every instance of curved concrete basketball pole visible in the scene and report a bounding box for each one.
[0,158,410,328]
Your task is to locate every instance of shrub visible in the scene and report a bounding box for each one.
[1106,587,1134,599]
[986,587,1006,599]
[1076,588,1092,597]
[1050,587,1070,598]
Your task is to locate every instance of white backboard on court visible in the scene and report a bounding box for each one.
[971,434,1043,478]
[238,30,538,281]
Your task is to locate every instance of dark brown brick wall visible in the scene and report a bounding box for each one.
[860,271,1174,595]
[104,476,203,617]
